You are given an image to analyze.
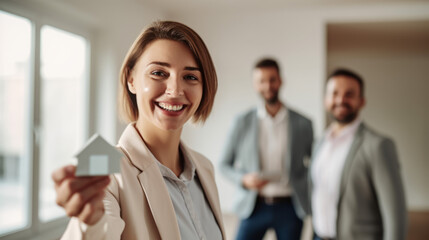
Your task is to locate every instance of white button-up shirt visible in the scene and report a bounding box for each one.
[311,118,362,238]
[257,104,292,197]
[157,147,222,240]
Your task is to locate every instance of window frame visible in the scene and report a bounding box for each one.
[0,1,92,239]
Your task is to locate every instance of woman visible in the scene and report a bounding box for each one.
[52,21,225,240]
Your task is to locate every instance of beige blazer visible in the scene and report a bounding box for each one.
[61,123,225,240]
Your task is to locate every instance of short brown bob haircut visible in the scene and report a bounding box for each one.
[119,21,217,123]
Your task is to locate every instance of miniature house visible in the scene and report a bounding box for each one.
[75,134,123,176]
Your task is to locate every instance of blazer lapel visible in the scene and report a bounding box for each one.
[119,123,180,239]
[337,123,365,203]
[138,165,181,240]
[250,110,261,171]
[285,110,295,172]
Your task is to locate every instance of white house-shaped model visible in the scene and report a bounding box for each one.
[75,134,123,176]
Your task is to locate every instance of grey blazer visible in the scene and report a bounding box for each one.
[219,108,313,219]
[311,123,407,240]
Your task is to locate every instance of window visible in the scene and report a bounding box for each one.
[0,8,89,239]
[0,10,32,236]
[39,25,87,222]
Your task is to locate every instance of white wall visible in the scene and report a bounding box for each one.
[328,23,429,210]
[173,2,429,212]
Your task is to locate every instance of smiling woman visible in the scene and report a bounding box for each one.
[51,21,225,240]
[127,40,203,134]
[119,21,217,125]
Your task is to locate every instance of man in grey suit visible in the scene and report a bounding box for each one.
[311,68,407,240]
[220,58,313,240]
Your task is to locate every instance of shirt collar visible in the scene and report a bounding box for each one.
[326,117,362,140]
[156,144,196,183]
[257,103,288,123]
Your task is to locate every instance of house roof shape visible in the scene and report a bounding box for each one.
[75,134,123,176]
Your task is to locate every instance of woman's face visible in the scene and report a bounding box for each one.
[128,39,203,131]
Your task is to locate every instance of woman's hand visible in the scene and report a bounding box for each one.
[52,165,111,225]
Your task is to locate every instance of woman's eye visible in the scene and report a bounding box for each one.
[184,75,199,81]
[151,71,167,77]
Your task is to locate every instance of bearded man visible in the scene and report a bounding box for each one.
[310,69,407,240]
[220,58,313,240]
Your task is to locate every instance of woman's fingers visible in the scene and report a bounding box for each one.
[62,176,110,216]
[53,165,111,226]
[56,176,109,207]
[52,165,76,188]
[78,192,106,225]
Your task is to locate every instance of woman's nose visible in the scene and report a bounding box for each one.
[165,76,184,96]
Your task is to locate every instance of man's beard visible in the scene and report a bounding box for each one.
[330,104,358,124]
[265,93,279,105]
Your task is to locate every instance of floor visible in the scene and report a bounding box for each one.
[407,211,429,240]
[222,211,429,240]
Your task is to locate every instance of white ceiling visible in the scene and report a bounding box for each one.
[135,0,426,13]
[56,0,428,16]
[29,0,429,33]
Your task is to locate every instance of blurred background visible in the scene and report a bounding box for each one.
[0,0,428,239]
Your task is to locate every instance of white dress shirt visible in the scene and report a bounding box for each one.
[311,118,362,238]
[257,104,292,197]
[157,147,222,240]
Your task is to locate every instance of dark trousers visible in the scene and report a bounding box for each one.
[313,233,335,240]
[235,197,303,240]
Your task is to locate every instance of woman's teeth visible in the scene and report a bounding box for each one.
[158,102,184,112]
